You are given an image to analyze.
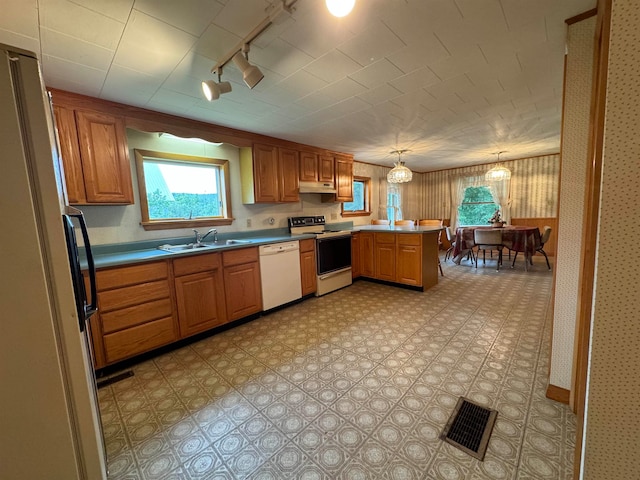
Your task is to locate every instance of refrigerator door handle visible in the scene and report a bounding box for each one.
[65,206,97,320]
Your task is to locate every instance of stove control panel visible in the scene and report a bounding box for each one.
[288,216,326,228]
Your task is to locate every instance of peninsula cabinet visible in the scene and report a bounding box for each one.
[52,104,133,205]
[173,253,227,338]
[359,232,439,290]
[240,144,299,203]
[222,247,263,321]
[300,238,317,295]
[94,261,176,367]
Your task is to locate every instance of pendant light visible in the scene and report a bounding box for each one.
[326,0,355,17]
[387,149,413,184]
[485,151,511,181]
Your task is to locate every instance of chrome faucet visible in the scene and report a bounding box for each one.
[193,228,217,244]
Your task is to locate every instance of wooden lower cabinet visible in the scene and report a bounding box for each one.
[222,248,262,321]
[95,261,177,366]
[360,232,374,277]
[396,234,422,286]
[359,232,439,290]
[351,233,361,278]
[374,233,396,281]
[300,238,317,295]
[173,253,227,338]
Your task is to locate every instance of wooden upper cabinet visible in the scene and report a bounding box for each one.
[334,154,354,202]
[318,154,335,183]
[300,151,335,184]
[300,150,319,182]
[247,143,299,203]
[252,143,280,202]
[278,147,300,202]
[52,103,133,205]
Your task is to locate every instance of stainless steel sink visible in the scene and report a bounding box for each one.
[157,243,215,253]
[225,239,252,245]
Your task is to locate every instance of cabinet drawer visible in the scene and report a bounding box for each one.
[397,234,422,246]
[222,246,259,266]
[173,252,221,276]
[98,279,170,313]
[299,238,316,253]
[101,297,173,334]
[103,316,176,364]
[97,261,168,291]
[375,233,396,244]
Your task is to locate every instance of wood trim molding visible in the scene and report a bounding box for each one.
[566,8,598,25]
[546,384,571,404]
[572,1,611,478]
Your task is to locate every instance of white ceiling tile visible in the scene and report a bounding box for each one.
[211,0,270,38]
[41,54,106,95]
[134,0,223,36]
[0,30,41,57]
[295,91,338,111]
[148,88,199,109]
[40,0,126,50]
[65,0,134,23]
[248,39,313,77]
[304,49,363,83]
[191,24,241,63]
[321,77,368,103]
[429,46,487,80]
[0,0,39,39]
[274,69,328,101]
[337,20,406,67]
[348,58,404,89]
[389,67,440,94]
[356,83,403,106]
[113,10,197,75]
[387,41,450,74]
[40,28,114,71]
[101,63,162,102]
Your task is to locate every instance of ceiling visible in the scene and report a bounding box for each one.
[1,0,595,171]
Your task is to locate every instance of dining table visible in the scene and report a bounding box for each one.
[452,225,541,270]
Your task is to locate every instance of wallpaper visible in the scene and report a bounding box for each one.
[550,16,596,392]
[420,154,560,221]
[584,1,640,477]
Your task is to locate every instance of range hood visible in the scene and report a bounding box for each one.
[298,181,337,194]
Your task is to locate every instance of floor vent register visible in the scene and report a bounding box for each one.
[440,397,498,460]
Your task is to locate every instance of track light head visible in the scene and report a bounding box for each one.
[201,79,232,101]
[232,51,264,89]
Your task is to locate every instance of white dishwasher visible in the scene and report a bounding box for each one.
[259,241,302,310]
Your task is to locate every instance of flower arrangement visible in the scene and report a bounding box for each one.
[488,209,505,227]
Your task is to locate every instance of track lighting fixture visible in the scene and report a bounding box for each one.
[201,68,232,102]
[232,45,264,89]
[202,1,298,100]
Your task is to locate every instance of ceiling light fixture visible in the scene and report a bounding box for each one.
[485,151,511,181]
[232,45,264,89]
[326,0,356,17]
[202,0,297,99]
[387,149,413,183]
[201,68,232,101]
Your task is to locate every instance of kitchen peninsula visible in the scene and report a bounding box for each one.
[351,225,443,291]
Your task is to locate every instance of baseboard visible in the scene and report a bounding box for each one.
[546,384,570,404]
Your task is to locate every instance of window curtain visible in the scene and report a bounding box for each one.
[449,174,485,229]
[488,178,511,224]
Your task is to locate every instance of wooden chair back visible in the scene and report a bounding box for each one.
[394,220,415,227]
[371,219,390,225]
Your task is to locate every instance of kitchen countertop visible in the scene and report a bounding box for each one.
[81,222,442,270]
[352,225,444,233]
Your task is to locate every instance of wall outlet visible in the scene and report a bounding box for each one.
[331,213,338,220]
[246,218,252,228]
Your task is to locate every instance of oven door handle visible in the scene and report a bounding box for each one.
[318,267,352,281]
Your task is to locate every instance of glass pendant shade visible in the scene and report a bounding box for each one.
[387,161,413,183]
[326,0,355,17]
[485,165,511,181]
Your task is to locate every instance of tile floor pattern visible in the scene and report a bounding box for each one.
[99,255,575,480]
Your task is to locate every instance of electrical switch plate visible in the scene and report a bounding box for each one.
[246,218,252,227]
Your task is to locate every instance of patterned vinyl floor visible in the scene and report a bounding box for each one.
[99,254,575,479]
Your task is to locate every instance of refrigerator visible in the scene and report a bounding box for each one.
[0,44,107,479]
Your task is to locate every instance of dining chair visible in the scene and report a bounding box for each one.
[394,220,415,227]
[418,219,443,248]
[537,226,552,270]
[473,229,504,271]
[371,219,390,225]
[444,226,455,262]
